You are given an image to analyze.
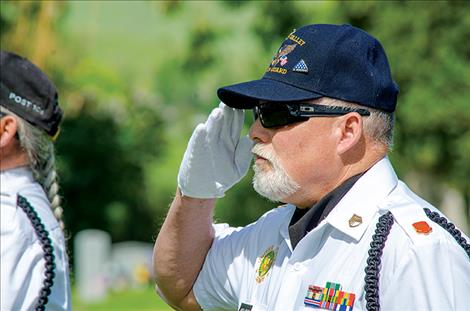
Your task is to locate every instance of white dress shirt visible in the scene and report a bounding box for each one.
[1,167,71,311]
[193,157,470,311]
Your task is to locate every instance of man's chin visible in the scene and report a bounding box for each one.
[253,174,286,203]
[253,168,300,201]
[253,159,273,172]
[254,188,283,203]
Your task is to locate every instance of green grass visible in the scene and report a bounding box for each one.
[72,286,172,311]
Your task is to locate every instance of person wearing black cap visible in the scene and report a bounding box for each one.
[153,24,470,311]
[1,51,71,310]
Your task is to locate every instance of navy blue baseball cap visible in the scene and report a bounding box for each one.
[218,24,399,112]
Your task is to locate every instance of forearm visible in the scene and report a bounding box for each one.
[153,188,216,308]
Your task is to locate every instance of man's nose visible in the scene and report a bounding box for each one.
[249,118,271,144]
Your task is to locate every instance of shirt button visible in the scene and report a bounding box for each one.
[293,262,302,271]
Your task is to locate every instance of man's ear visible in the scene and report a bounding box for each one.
[336,113,363,155]
[0,115,19,148]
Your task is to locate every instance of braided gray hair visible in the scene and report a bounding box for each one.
[0,106,65,231]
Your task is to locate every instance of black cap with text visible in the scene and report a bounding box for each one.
[0,50,63,138]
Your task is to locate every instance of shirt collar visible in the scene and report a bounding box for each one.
[325,157,398,242]
[0,166,34,195]
[288,173,364,249]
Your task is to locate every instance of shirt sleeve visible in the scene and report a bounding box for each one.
[381,235,470,310]
[193,223,248,310]
[193,206,294,311]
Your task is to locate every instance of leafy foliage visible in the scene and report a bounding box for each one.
[1,0,469,251]
[56,98,165,245]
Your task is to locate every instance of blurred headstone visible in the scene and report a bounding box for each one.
[108,241,153,290]
[405,172,469,235]
[75,229,111,302]
[440,186,469,235]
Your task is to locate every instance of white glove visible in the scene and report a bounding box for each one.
[177,102,254,199]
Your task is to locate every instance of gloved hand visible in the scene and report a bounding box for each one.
[177,102,254,199]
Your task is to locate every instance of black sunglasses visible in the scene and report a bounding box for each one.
[253,102,370,128]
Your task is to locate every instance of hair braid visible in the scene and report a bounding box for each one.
[39,142,65,230]
[1,106,65,231]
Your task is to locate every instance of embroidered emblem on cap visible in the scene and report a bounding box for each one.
[279,55,288,66]
[304,282,355,310]
[271,43,297,67]
[293,59,309,73]
[412,221,432,234]
[255,245,278,283]
[348,214,363,228]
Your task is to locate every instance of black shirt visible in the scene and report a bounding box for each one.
[288,173,364,250]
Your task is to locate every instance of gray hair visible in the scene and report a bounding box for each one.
[0,106,65,231]
[320,97,395,150]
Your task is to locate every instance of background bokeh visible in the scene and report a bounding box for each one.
[1,1,469,310]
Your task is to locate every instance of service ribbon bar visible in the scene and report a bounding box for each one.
[304,282,355,311]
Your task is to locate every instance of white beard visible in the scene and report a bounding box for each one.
[251,144,300,202]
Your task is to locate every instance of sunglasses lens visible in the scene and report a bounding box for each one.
[260,104,289,127]
[255,103,308,128]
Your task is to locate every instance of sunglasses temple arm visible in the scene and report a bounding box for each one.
[299,107,370,117]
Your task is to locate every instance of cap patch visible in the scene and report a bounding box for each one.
[267,43,297,75]
[279,55,288,66]
[293,59,309,74]
[287,32,306,46]
[271,43,297,67]
[266,66,288,75]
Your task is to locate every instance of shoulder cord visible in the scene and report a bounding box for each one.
[364,209,470,311]
[363,211,394,311]
[17,195,55,311]
[423,208,470,258]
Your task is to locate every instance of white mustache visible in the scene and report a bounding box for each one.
[252,144,275,163]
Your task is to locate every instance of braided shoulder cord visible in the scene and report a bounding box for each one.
[364,208,470,311]
[364,211,394,311]
[424,208,470,258]
[17,195,56,311]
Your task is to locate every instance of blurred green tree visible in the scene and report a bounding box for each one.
[57,98,165,243]
[1,1,168,248]
[1,0,468,246]
[337,1,470,212]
